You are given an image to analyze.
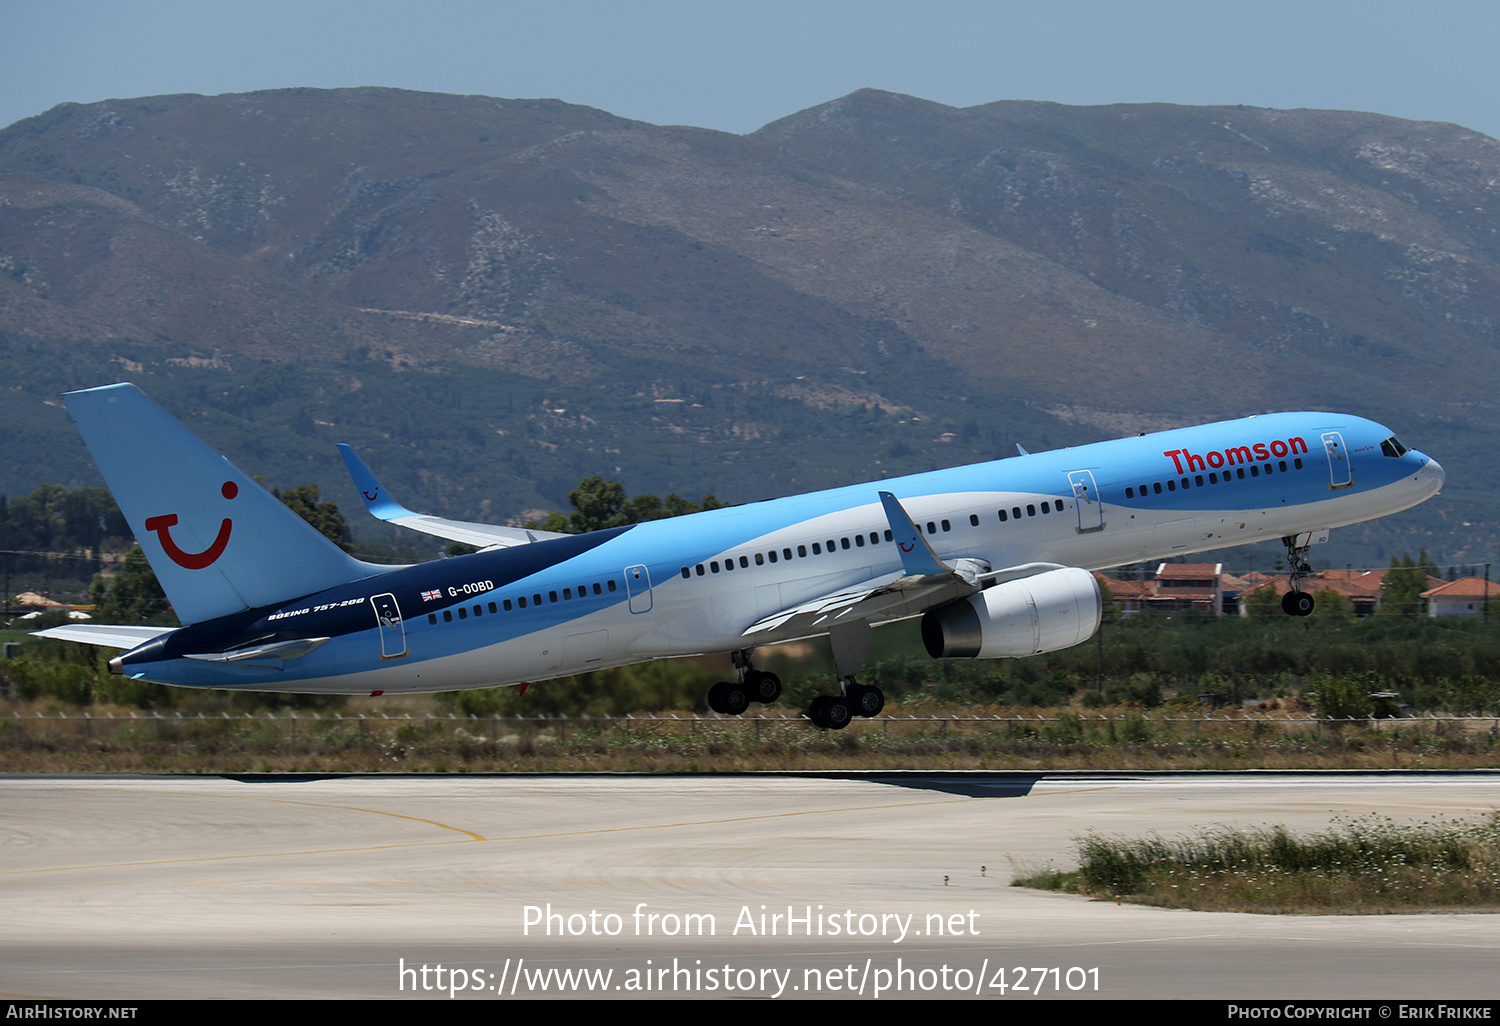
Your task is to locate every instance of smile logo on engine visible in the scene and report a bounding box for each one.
[144,481,237,569]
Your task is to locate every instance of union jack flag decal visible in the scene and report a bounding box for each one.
[421,589,441,602]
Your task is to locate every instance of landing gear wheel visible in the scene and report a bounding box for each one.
[845,682,885,717]
[745,669,782,704]
[1282,591,1315,617]
[808,695,852,730]
[707,681,750,715]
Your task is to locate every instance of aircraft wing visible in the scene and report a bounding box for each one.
[742,487,1075,640]
[741,561,988,638]
[31,624,175,649]
[337,443,569,549]
[740,559,1074,640]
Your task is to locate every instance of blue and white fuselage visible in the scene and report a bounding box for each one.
[37,387,1443,720]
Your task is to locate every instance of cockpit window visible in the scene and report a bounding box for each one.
[1380,436,1410,459]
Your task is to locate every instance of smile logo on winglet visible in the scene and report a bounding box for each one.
[145,481,237,570]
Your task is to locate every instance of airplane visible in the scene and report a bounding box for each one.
[34,383,1444,729]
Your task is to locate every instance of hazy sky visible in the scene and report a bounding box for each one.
[3,0,1498,139]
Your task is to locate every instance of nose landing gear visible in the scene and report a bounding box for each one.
[1281,534,1317,617]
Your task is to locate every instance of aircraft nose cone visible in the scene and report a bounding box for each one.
[1421,456,1445,494]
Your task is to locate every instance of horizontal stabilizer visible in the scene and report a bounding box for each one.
[31,624,175,650]
[337,443,569,548]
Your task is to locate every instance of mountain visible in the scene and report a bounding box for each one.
[1,87,1495,568]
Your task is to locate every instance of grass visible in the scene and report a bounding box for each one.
[1,699,1498,772]
[1014,813,1500,913]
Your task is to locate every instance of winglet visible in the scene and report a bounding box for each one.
[337,443,415,522]
[878,491,951,577]
[1016,443,1030,456]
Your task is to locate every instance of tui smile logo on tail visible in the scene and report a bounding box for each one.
[144,481,237,569]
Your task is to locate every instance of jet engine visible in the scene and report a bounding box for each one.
[921,566,1101,659]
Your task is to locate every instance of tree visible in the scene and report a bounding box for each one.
[1310,587,1354,620]
[274,484,352,551]
[530,476,726,534]
[90,545,173,625]
[1244,584,1282,619]
[1379,550,1436,618]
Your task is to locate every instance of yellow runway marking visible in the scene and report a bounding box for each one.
[1,783,1113,878]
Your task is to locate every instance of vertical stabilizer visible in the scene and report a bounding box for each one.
[64,383,378,624]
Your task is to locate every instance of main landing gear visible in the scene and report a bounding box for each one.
[704,633,888,731]
[1280,534,1316,617]
[806,620,884,730]
[807,680,885,730]
[705,649,783,715]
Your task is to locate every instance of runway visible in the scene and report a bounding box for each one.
[2,772,1498,1000]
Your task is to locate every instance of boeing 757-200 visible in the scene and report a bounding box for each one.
[35,384,1444,728]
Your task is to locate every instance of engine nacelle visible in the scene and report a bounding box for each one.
[921,567,1102,659]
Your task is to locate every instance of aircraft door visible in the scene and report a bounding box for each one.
[1321,432,1354,490]
[625,564,653,614]
[370,593,408,660]
[1067,470,1105,532]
